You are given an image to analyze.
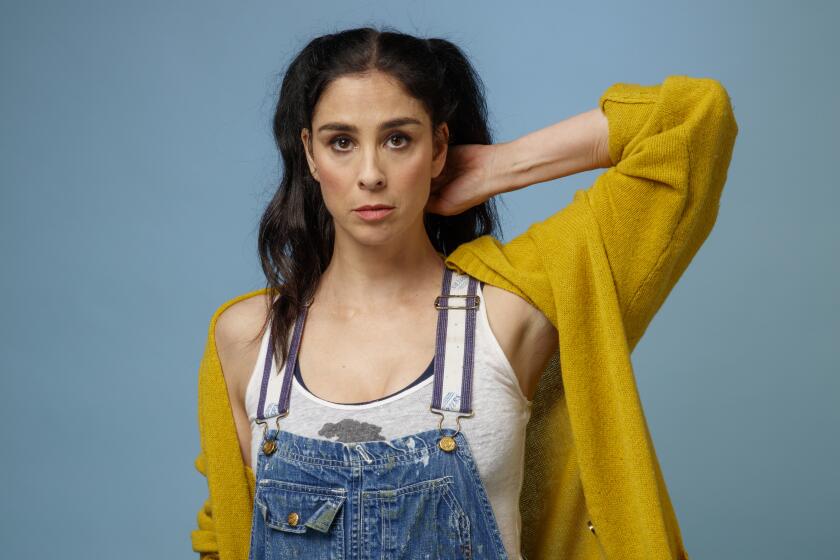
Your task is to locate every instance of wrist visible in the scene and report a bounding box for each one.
[485,141,523,196]
[591,108,613,168]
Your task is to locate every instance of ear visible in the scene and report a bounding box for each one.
[431,122,449,179]
[300,128,319,181]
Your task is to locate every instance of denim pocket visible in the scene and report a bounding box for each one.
[255,479,346,559]
[364,475,472,559]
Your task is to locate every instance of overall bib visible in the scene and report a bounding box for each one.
[248,268,510,560]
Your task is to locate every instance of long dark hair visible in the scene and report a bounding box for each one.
[257,26,502,367]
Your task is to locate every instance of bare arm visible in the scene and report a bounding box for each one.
[214,294,272,470]
[489,107,611,198]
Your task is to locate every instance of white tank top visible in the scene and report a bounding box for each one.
[245,279,533,558]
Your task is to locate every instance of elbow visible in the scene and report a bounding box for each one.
[673,75,739,141]
[695,77,739,152]
[707,77,739,142]
[707,79,739,187]
[675,76,739,193]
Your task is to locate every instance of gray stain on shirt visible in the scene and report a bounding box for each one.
[318,418,387,443]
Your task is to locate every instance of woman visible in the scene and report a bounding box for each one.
[192,27,738,560]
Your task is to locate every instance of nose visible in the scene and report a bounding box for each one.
[357,147,386,191]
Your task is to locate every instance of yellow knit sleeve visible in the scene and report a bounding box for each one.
[586,75,739,348]
[190,451,220,558]
[191,322,222,559]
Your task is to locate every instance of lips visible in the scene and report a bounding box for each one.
[354,204,394,211]
[353,205,395,222]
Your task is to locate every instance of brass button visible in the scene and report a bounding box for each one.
[262,439,277,455]
[287,512,299,526]
[438,435,457,452]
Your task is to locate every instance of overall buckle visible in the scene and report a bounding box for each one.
[434,294,480,310]
[429,406,474,452]
[255,411,288,455]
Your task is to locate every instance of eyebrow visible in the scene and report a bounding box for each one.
[316,117,423,134]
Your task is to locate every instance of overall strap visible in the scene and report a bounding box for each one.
[254,304,307,422]
[430,267,481,415]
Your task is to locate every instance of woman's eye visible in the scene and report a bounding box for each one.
[331,136,352,151]
[388,133,410,148]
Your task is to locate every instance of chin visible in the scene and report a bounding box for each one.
[347,222,413,248]
[355,231,399,247]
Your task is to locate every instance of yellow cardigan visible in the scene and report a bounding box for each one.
[191,74,738,559]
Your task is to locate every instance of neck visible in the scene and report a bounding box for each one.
[314,228,446,315]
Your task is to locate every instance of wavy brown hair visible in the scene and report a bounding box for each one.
[257,25,503,367]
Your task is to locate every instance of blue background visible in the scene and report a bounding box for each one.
[1,1,837,558]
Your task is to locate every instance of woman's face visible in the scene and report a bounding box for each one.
[301,70,448,249]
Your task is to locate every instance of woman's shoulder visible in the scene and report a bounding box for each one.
[209,287,274,328]
[212,287,276,400]
[214,289,273,344]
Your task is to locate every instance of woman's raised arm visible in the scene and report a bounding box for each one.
[448,75,739,350]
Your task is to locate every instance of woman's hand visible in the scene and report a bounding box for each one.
[425,143,504,216]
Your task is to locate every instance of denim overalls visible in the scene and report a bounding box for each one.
[248,268,510,559]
